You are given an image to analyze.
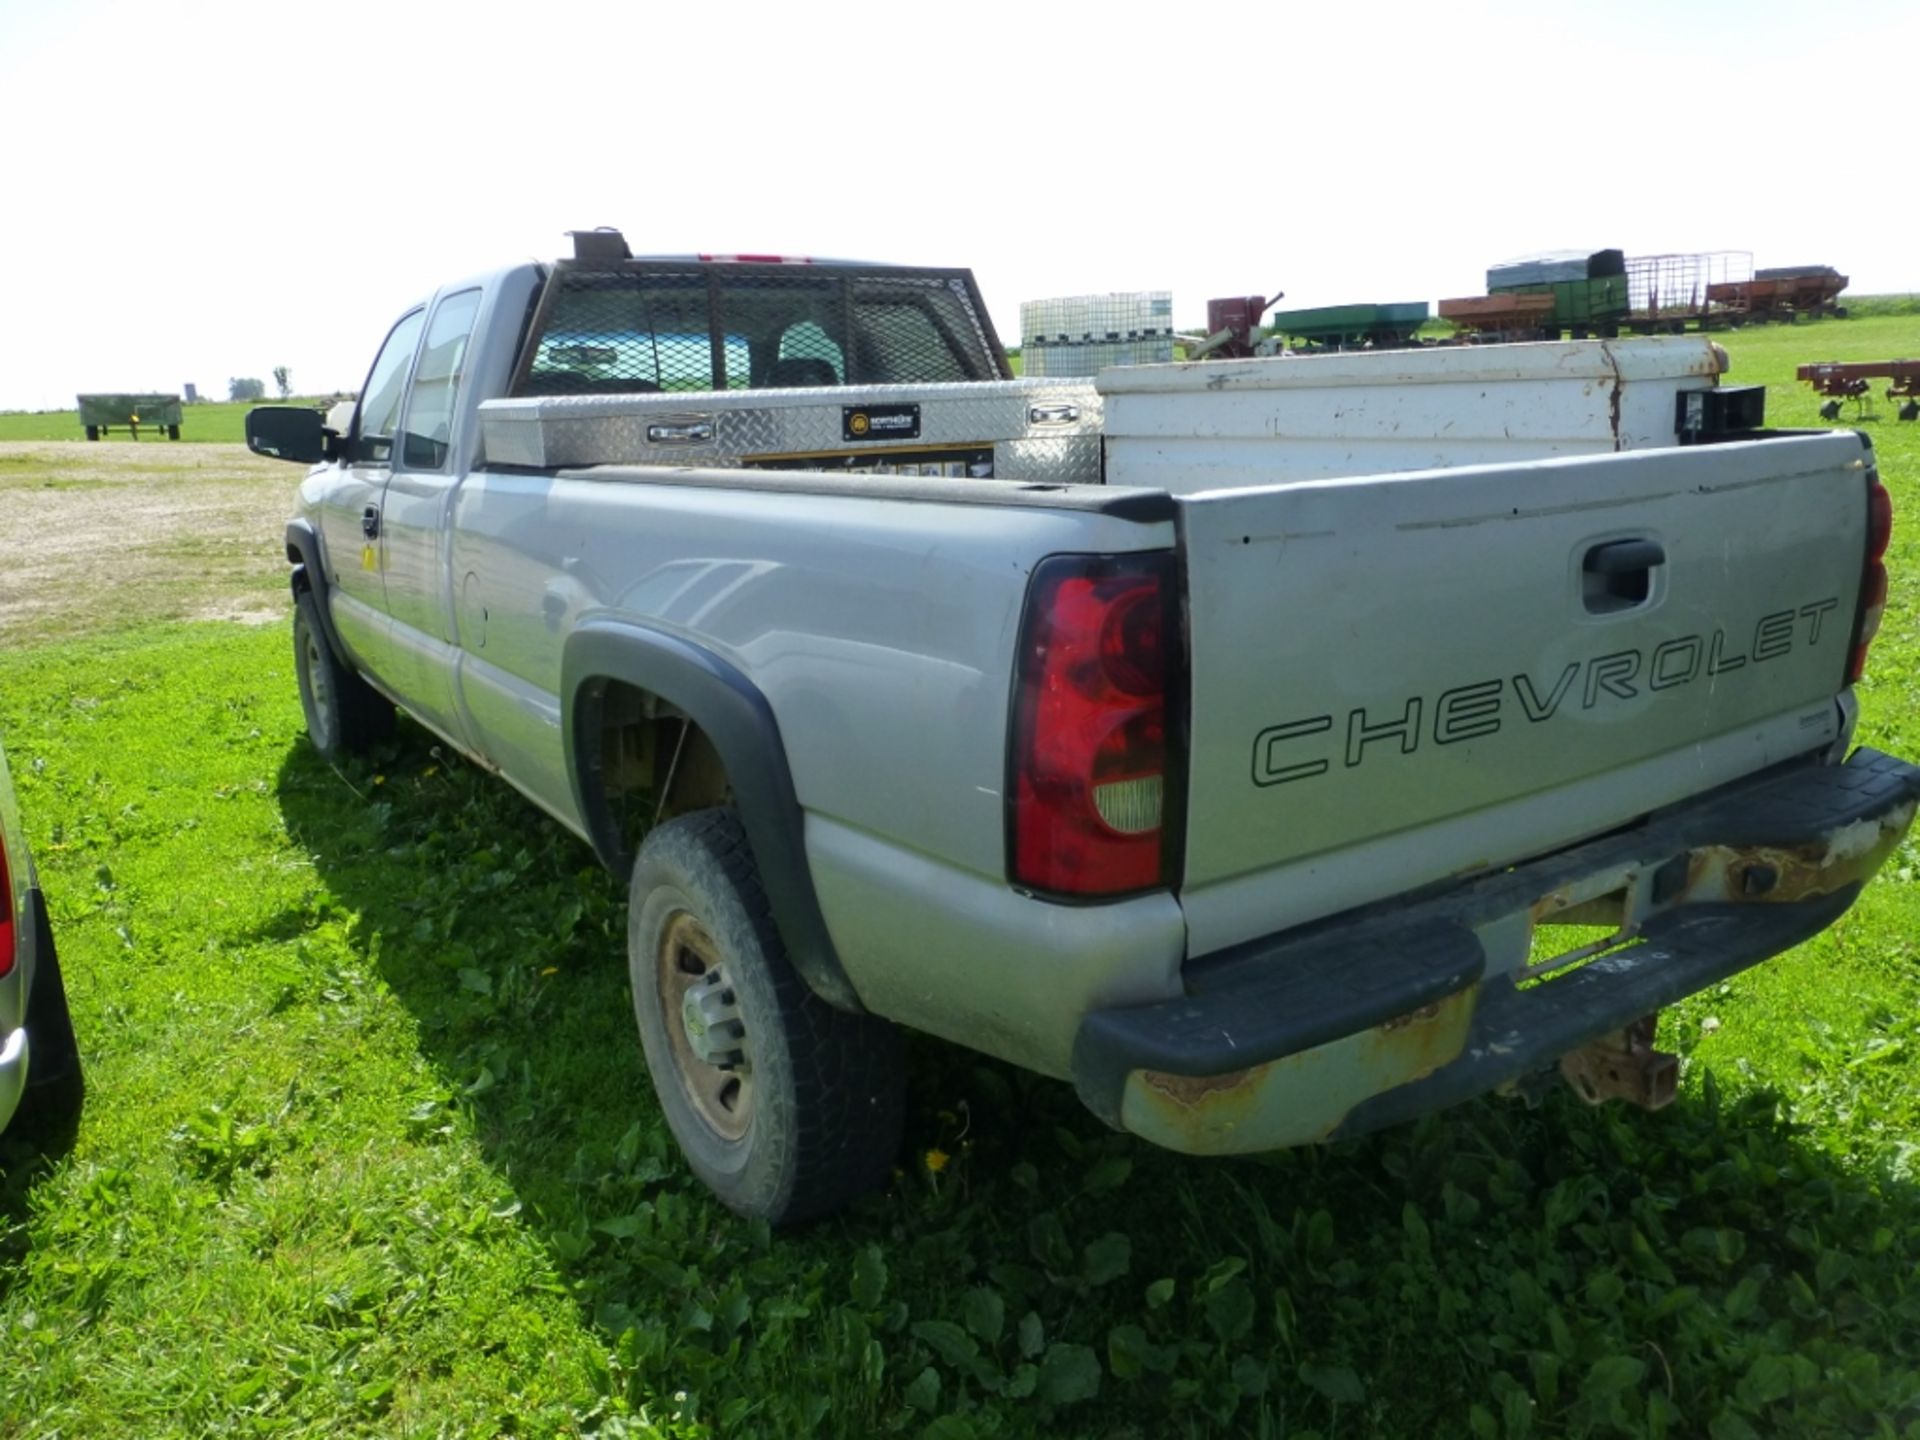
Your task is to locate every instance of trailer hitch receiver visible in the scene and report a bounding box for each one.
[1559,1015,1678,1110]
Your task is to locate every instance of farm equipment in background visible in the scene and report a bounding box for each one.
[1438,292,1559,340]
[1490,249,1630,336]
[1186,295,1431,358]
[76,392,183,441]
[1261,301,1430,352]
[1441,249,1630,341]
[1798,360,1920,421]
[1709,266,1850,323]
[1622,252,1752,332]
[1440,250,1806,341]
[1184,293,1283,360]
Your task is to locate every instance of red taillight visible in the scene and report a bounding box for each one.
[0,832,14,979]
[1869,482,1894,560]
[1848,473,1894,685]
[1009,554,1182,898]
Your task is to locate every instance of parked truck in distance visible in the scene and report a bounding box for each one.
[245,230,1916,1223]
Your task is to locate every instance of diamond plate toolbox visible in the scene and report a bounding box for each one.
[479,379,1105,485]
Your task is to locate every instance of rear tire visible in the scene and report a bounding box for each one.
[628,809,905,1225]
[84,425,98,441]
[293,587,394,761]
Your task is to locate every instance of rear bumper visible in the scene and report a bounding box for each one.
[1073,747,1920,1155]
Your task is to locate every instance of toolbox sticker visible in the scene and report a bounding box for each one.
[842,403,920,442]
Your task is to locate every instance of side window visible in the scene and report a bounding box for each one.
[400,290,482,470]
[353,309,426,464]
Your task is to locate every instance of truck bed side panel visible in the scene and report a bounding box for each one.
[448,469,1172,884]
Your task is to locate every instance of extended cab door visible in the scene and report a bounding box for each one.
[320,308,425,677]
[378,287,483,745]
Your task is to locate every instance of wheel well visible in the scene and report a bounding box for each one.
[593,680,734,854]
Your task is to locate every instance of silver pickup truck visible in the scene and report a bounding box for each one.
[248,234,1916,1224]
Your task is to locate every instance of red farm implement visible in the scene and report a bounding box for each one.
[1798,360,1920,421]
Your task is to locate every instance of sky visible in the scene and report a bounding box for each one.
[0,0,1914,411]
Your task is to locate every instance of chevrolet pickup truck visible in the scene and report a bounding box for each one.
[247,233,1916,1223]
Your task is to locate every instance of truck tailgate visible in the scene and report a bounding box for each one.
[1176,432,1871,957]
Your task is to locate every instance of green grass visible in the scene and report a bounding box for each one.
[0,400,334,446]
[1837,294,1920,320]
[4,319,1920,1437]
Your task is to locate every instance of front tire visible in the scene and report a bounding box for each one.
[628,809,905,1224]
[292,587,393,761]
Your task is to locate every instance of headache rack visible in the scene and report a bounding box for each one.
[507,237,1012,400]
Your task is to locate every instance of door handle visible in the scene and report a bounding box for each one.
[362,505,381,539]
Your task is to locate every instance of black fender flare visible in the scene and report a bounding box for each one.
[284,519,351,668]
[562,618,861,1012]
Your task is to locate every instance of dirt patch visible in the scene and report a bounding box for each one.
[0,441,299,648]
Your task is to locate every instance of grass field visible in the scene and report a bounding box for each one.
[3,317,1920,1438]
[0,400,337,447]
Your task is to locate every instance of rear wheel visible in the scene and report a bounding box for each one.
[293,587,393,760]
[84,425,98,441]
[628,809,905,1224]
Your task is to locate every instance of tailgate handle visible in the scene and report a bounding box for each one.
[1585,539,1665,575]
[1583,538,1664,613]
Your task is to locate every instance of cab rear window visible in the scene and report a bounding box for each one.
[514,262,1006,397]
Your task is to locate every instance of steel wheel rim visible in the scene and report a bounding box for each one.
[302,628,335,750]
[657,911,753,1142]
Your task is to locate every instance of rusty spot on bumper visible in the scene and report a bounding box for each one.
[1687,800,1916,907]
[1137,1067,1263,1107]
[1123,987,1477,1156]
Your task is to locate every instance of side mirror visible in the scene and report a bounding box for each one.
[246,406,336,464]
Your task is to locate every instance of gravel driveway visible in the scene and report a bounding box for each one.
[0,441,296,648]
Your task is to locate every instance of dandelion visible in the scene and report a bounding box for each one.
[540,966,559,977]
[924,1148,950,1175]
